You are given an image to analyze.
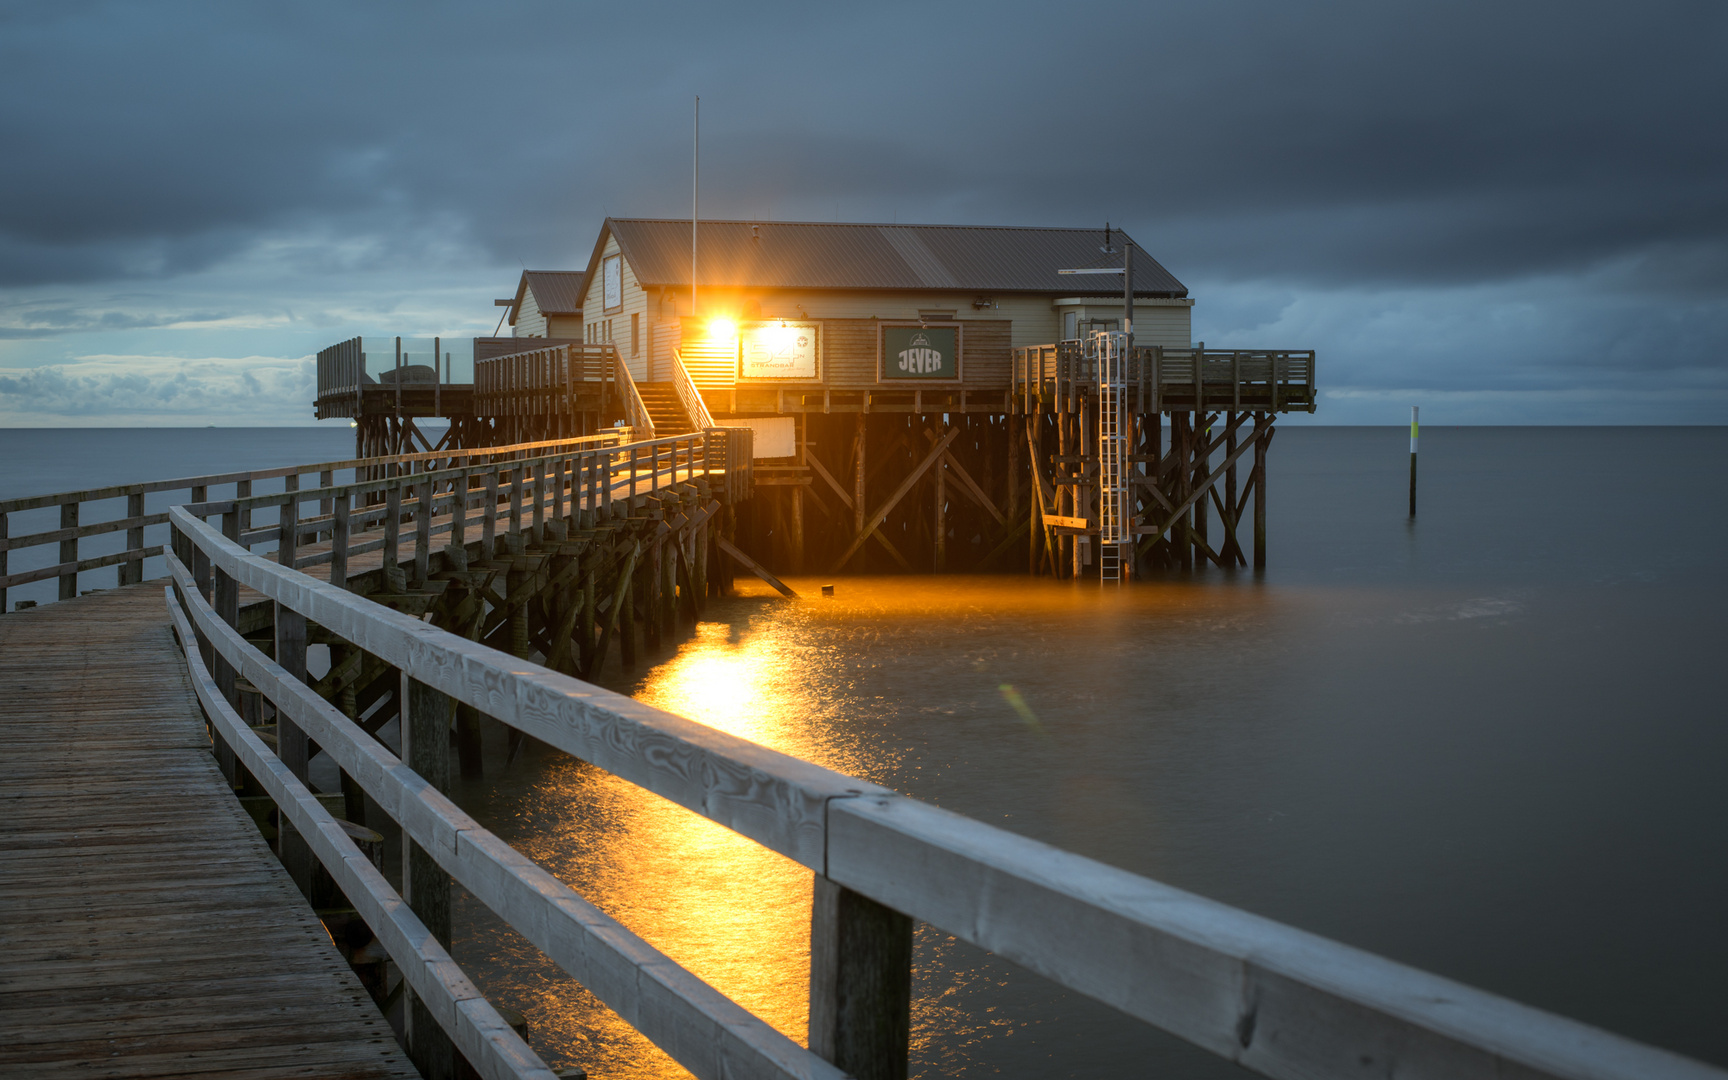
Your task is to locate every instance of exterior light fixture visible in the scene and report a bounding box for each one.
[708,317,737,339]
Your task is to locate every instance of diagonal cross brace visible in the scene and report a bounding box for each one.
[830,427,960,573]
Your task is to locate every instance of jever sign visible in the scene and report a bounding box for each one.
[881,324,959,380]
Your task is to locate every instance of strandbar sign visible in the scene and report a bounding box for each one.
[740,321,819,380]
[881,323,961,381]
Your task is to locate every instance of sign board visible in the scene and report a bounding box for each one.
[717,417,796,459]
[880,323,960,380]
[739,322,819,380]
[602,253,622,312]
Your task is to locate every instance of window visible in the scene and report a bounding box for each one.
[631,313,640,356]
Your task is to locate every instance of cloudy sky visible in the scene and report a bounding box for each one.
[0,0,1723,425]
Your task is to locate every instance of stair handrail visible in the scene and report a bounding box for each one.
[613,345,655,439]
[670,348,716,430]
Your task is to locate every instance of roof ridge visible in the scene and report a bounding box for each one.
[607,217,1133,234]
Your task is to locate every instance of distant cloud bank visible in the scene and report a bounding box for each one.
[0,354,316,426]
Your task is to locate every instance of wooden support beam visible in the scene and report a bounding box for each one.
[921,429,1005,525]
[807,447,912,569]
[1144,425,1261,544]
[830,428,960,573]
[717,535,798,599]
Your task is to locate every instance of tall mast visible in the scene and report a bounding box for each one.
[684,95,691,319]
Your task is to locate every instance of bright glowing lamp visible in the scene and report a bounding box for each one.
[707,317,737,339]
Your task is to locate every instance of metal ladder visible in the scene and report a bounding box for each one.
[1093,330,1131,583]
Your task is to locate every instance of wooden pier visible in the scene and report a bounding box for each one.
[3,431,1724,1080]
[0,585,416,1079]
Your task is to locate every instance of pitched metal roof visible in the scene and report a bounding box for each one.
[510,270,585,324]
[598,219,1187,298]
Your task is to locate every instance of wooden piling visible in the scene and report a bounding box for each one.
[1254,415,1268,570]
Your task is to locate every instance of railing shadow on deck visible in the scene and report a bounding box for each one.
[156,434,1725,1080]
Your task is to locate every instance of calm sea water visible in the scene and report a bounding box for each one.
[4,426,1724,1076]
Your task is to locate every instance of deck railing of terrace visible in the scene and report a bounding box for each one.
[473,342,622,419]
[160,444,1723,1080]
[0,432,642,613]
[1014,343,1317,414]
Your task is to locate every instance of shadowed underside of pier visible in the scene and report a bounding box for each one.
[0,585,417,1079]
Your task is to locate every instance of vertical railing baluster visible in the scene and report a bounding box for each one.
[509,466,523,539]
[808,877,913,1080]
[58,500,79,601]
[384,485,402,592]
[0,510,8,613]
[531,458,545,541]
[123,492,145,587]
[483,471,498,556]
[331,491,350,591]
[414,477,432,586]
[451,470,467,556]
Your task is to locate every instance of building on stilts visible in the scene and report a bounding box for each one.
[311,218,1315,580]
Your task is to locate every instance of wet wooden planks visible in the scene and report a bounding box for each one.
[0,585,417,1079]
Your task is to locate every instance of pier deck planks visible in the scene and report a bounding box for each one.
[0,585,417,1079]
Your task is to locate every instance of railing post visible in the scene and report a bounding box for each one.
[121,492,146,586]
[531,459,545,541]
[509,466,523,540]
[0,509,7,613]
[384,485,403,592]
[601,450,613,517]
[483,471,498,556]
[450,470,467,553]
[58,500,78,601]
[414,478,432,586]
[214,510,242,701]
[331,491,350,591]
[273,538,313,896]
[809,874,914,1080]
[403,675,457,1079]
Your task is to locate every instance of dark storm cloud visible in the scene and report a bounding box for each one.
[0,0,1723,292]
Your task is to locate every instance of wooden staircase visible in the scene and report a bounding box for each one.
[636,382,696,436]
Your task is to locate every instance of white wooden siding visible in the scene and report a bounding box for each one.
[582,235,654,381]
[514,287,547,338]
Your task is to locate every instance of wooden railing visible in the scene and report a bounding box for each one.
[617,348,655,437]
[671,348,717,429]
[474,343,620,418]
[1014,343,1317,414]
[0,432,633,613]
[173,430,749,582]
[160,451,1724,1080]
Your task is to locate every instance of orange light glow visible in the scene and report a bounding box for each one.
[706,317,737,339]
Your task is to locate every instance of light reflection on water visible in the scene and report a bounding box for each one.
[451,576,1292,1078]
[448,428,1728,1077]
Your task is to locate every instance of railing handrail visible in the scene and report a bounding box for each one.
[165,548,835,1080]
[670,348,716,429]
[615,349,655,438]
[162,586,560,1080]
[164,501,1724,1080]
[0,430,631,516]
[199,430,712,523]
